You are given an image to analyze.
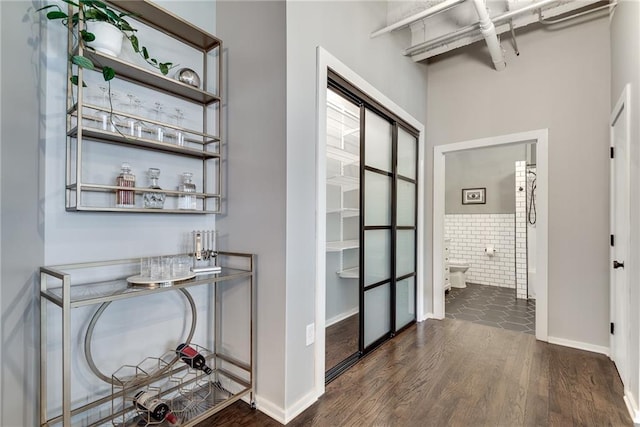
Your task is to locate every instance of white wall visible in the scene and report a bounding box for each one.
[445,144,526,214]
[610,1,640,419]
[1,2,215,425]
[286,0,428,414]
[445,213,516,288]
[216,0,287,414]
[1,2,45,425]
[427,18,610,346]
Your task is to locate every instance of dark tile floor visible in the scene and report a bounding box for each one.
[445,283,535,334]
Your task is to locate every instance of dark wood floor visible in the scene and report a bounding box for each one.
[197,319,632,427]
[325,313,359,371]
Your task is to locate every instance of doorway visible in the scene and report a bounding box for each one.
[609,84,630,389]
[433,129,548,341]
[442,143,536,335]
[315,47,426,396]
[323,73,420,382]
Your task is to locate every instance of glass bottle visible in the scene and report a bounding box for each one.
[143,168,166,209]
[115,162,135,208]
[178,172,197,210]
[176,343,213,374]
[133,391,178,425]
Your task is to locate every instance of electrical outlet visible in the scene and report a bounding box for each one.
[306,323,315,346]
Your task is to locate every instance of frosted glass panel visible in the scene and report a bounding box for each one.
[365,171,391,226]
[364,109,392,172]
[397,180,415,227]
[364,230,390,286]
[398,127,417,179]
[396,230,415,277]
[365,284,390,347]
[396,277,415,330]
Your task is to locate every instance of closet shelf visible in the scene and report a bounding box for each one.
[326,145,359,164]
[327,175,358,190]
[326,240,359,252]
[337,267,359,279]
[326,208,359,218]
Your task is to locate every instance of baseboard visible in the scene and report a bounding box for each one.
[419,312,434,321]
[547,336,609,356]
[283,389,318,424]
[254,395,286,424]
[254,389,318,425]
[326,307,358,327]
[624,389,640,424]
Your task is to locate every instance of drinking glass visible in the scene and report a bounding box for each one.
[151,102,165,142]
[140,257,151,278]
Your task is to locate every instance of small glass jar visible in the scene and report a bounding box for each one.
[143,168,166,209]
[115,162,135,208]
[178,172,197,210]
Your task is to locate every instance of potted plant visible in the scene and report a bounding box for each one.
[37,0,174,86]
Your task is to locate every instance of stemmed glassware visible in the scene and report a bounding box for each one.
[151,102,165,142]
[124,93,143,137]
[173,108,185,146]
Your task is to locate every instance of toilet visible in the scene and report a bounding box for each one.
[448,259,470,288]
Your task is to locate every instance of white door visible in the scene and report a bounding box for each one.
[610,84,630,387]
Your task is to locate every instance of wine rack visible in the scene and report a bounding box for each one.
[39,252,255,426]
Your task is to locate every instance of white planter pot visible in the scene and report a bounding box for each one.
[86,21,123,57]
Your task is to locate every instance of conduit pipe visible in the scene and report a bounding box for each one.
[370,0,466,38]
[471,0,506,70]
[403,0,560,57]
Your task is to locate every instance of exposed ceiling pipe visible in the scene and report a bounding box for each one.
[538,1,612,25]
[471,0,506,71]
[370,0,467,39]
[402,0,560,57]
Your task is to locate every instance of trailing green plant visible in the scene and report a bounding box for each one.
[37,0,175,86]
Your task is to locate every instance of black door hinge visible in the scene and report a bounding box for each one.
[611,147,615,158]
[611,234,615,247]
[611,322,615,334]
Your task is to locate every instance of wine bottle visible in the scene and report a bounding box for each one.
[133,391,178,425]
[176,343,213,374]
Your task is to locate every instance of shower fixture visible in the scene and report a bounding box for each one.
[527,169,536,225]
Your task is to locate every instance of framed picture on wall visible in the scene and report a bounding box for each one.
[462,187,486,205]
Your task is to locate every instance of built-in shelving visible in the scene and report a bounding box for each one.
[337,267,359,279]
[326,145,358,164]
[327,174,358,191]
[326,240,359,252]
[326,207,359,218]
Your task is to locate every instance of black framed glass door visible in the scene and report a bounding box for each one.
[325,71,419,381]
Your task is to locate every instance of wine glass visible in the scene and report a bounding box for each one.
[174,108,185,146]
[123,93,143,137]
[151,102,165,142]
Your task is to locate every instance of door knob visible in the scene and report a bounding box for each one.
[613,260,625,269]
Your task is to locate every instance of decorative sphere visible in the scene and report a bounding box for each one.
[176,68,201,88]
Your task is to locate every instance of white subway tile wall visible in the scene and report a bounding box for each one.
[444,213,515,288]
[515,161,528,299]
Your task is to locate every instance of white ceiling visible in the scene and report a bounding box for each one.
[379,0,609,64]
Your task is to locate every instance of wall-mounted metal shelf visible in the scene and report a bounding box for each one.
[108,0,222,51]
[68,127,220,159]
[65,0,223,214]
[82,50,221,105]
